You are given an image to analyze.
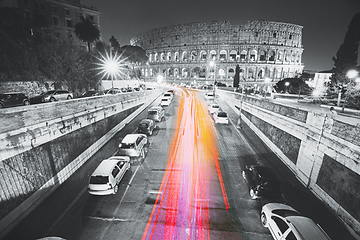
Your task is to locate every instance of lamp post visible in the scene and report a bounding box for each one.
[285,82,290,93]
[209,60,216,96]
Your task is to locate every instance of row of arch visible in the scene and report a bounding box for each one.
[142,66,301,80]
[148,48,302,64]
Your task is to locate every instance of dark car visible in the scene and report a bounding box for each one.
[30,90,73,103]
[79,90,104,98]
[242,165,281,200]
[137,118,156,136]
[0,92,30,108]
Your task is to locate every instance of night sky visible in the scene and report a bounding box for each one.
[82,0,360,72]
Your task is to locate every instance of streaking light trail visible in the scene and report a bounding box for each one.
[142,89,230,240]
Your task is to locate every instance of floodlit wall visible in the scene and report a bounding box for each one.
[219,90,360,236]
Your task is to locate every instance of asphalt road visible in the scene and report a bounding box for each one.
[3,88,355,240]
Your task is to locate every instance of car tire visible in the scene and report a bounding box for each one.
[261,212,267,227]
[24,100,30,106]
[0,104,3,109]
[113,184,119,194]
[67,95,72,100]
[50,97,56,102]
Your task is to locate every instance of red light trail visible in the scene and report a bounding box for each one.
[142,89,230,240]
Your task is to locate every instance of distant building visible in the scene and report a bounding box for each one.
[131,20,304,86]
[0,0,101,49]
[310,70,332,89]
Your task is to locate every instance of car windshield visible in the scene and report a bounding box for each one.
[212,105,219,109]
[148,110,158,115]
[218,112,227,117]
[272,209,301,217]
[120,143,135,149]
[90,175,109,184]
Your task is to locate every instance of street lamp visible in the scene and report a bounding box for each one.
[285,82,290,93]
[95,50,125,93]
[209,60,216,96]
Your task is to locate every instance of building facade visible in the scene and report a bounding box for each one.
[0,0,100,48]
[130,20,304,87]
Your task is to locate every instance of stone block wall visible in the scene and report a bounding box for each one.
[0,90,161,238]
[219,90,360,235]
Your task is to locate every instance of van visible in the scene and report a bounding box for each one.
[117,134,148,158]
[88,156,130,195]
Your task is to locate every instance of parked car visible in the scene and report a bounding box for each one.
[160,97,171,106]
[204,92,215,101]
[104,88,121,95]
[88,156,130,195]
[137,118,156,136]
[117,134,148,158]
[79,90,104,98]
[163,93,173,101]
[0,92,30,108]
[213,111,229,124]
[242,165,281,200]
[30,90,73,103]
[208,103,220,114]
[261,203,331,240]
[147,106,165,122]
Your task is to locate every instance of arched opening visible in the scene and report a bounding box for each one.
[182,51,188,61]
[240,50,247,61]
[248,68,255,79]
[218,68,225,79]
[259,50,266,61]
[182,68,189,78]
[161,53,165,62]
[167,52,172,61]
[219,50,227,62]
[228,68,235,79]
[229,50,237,61]
[268,50,275,61]
[199,68,206,78]
[155,53,159,62]
[200,50,207,61]
[174,52,179,61]
[250,50,257,61]
[210,50,216,60]
[191,67,200,78]
[191,51,197,61]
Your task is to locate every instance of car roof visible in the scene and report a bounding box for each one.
[140,118,153,124]
[149,106,162,111]
[108,156,130,162]
[122,134,145,144]
[287,216,330,239]
[91,159,120,176]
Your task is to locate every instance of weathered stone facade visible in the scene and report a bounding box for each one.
[130,20,304,86]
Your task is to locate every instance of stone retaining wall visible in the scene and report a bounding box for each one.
[0,90,161,238]
[219,90,360,236]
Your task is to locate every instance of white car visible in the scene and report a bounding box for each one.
[163,93,173,101]
[117,134,148,158]
[208,103,220,114]
[204,92,215,101]
[261,203,331,240]
[88,156,130,195]
[213,111,229,124]
[160,97,171,106]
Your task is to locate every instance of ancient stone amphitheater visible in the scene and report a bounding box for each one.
[130,20,304,87]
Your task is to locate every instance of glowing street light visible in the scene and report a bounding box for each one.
[209,60,216,96]
[285,82,290,93]
[95,50,127,93]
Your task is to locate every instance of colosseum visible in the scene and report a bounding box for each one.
[130,20,304,88]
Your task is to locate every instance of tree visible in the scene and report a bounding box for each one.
[330,13,360,86]
[233,65,240,88]
[74,16,100,52]
[109,36,120,52]
[118,45,148,64]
